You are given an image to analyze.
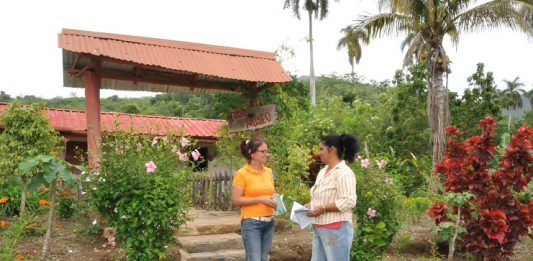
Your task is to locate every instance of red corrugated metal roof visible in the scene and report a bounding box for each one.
[59,28,292,83]
[0,103,226,139]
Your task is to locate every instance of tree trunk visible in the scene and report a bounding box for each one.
[448,207,461,260]
[507,107,512,132]
[19,180,28,216]
[41,181,57,260]
[308,10,316,105]
[427,61,450,193]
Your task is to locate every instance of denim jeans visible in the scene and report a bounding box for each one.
[241,218,275,261]
[311,221,354,261]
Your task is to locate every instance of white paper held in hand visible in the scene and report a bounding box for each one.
[290,201,314,229]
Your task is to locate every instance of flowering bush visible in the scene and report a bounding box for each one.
[350,155,403,260]
[0,184,50,217]
[431,118,533,260]
[89,131,195,260]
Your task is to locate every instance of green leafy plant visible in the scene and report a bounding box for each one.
[18,153,82,260]
[0,102,61,216]
[351,154,403,260]
[56,191,77,219]
[0,184,50,217]
[89,131,194,260]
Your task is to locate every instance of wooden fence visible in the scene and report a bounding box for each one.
[191,166,237,211]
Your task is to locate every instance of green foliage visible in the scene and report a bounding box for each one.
[0,91,12,102]
[380,148,432,196]
[89,131,194,260]
[451,63,502,137]
[401,196,432,224]
[56,193,77,219]
[0,213,36,260]
[0,102,61,183]
[350,157,403,260]
[432,192,473,242]
[0,184,49,217]
[385,64,429,158]
[18,154,81,192]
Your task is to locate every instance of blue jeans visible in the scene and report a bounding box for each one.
[311,221,354,261]
[241,218,275,261]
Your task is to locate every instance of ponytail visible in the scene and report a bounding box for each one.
[239,138,265,162]
[321,134,359,163]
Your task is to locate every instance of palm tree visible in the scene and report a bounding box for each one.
[337,25,369,83]
[284,0,339,105]
[501,76,526,130]
[352,0,533,169]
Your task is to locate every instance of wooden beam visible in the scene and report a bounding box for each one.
[69,67,246,92]
[83,58,102,169]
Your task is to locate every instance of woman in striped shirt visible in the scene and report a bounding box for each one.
[306,134,358,261]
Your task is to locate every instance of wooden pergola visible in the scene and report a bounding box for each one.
[58,29,291,167]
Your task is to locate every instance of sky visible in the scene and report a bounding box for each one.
[0,0,532,99]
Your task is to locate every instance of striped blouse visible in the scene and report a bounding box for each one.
[310,160,357,225]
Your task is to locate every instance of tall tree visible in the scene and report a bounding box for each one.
[284,0,339,105]
[501,76,526,130]
[337,25,368,83]
[352,0,533,172]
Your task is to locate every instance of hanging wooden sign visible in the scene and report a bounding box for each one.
[228,105,278,132]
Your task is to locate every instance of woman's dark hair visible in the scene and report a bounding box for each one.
[321,134,359,163]
[239,137,265,162]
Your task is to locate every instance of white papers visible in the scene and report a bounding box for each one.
[290,201,314,229]
[273,194,287,216]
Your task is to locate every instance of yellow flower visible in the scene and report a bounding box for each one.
[0,196,7,204]
[26,192,31,196]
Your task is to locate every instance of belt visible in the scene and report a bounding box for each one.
[248,216,274,222]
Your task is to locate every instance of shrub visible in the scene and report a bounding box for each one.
[89,131,194,260]
[0,184,50,217]
[350,155,403,260]
[430,118,533,259]
[0,102,61,214]
[56,190,77,219]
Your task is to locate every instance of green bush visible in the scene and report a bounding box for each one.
[56,192,77,219]
[0,184,49,217]
[350,155,403,260]
[89,131,194,260]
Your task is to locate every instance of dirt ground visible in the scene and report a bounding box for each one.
[11,216,533,260]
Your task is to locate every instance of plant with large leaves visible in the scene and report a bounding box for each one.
[351,0,533,191]
[0,102,61,215]
[18,153,82,260]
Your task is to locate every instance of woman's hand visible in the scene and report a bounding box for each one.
[257,196,277,209]
[307,206,325,217]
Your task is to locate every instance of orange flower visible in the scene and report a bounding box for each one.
[1,220,6,229]
[0,196,7,204]
[27,224,33,229]
[15,253,24,260]
[38,199,49,205]
[50,151,59,155]
[26,191,31,196]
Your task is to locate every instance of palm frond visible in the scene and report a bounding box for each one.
[402,31,426,67]
[338,26,368,66]
[354,12,412,39]
[284,0,302,19]
[455,0,533,38]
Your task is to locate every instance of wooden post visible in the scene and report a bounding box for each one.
[84,59,102,170]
